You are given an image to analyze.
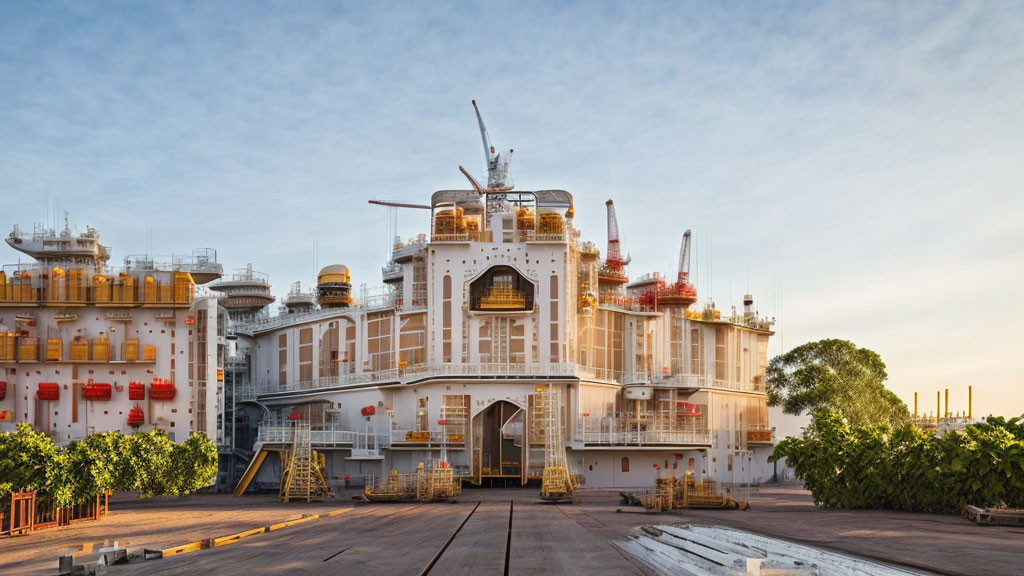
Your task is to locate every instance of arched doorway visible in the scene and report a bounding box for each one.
[471,400,525,484]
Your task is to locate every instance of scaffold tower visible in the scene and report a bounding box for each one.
[280,420,331,502]
[537,386,578,503]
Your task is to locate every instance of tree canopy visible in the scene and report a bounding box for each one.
[0,424,218,508]
[766,338,910,428]
[772,410,1024,511]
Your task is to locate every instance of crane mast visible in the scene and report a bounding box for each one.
[603,199,630,269]
[460,100,513,196]
[677,229,692,283]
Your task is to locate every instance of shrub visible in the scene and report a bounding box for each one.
[773,411,1024,512]
[0,424,218,508]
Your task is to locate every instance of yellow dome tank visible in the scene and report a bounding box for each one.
[317,265,352,308]
[317,265,351,285]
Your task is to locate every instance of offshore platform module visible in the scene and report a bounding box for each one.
[225,97,775,504]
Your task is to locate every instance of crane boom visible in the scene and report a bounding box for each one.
[604,199,630,268]
[367,199,431,210]
[472,99,492,168]
[458,166,486,196]
[678,229,692,283]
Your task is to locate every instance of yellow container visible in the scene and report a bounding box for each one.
[0,270,6,301]
[143,345,156,361]
[71,337,89,361]
[14,274,34,302]
[92,336,110,362]
[0,333,15,361]
[174,272,194,303]
[68,270,85,302]
[116,273,135,303]
[46,338,62,361]
[48,267,66,302]
[93,275,111,303]
[124,339,139,362]
[18,338,38,362]
[144,276,158,303]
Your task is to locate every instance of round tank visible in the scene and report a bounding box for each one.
[317,264,352,308]
[317,265,351,285]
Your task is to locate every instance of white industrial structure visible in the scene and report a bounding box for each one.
[230,102,777,492]
[0,216,224,444]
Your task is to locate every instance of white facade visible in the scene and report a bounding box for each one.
[234,188,777,489]
[0,222,223,443]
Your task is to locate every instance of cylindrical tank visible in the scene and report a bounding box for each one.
[317,265,352,308]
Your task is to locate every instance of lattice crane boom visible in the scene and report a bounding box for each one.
[468,100,513,193]
[367,199,431,210]
[678,229,692,283]
[604,199,630,269]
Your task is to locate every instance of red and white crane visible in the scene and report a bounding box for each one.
[655,229,697,306]
[598,199,630,284]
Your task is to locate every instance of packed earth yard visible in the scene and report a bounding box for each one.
[3,485,1024,576]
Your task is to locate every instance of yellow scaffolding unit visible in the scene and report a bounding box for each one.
[279,420,331,503]
[537,386,578,503]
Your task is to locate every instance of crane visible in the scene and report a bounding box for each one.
[650,228,697,307]
[367,199,431,260]
[677,229,691,284]
[598,199,630,284]
[459,100,514,197]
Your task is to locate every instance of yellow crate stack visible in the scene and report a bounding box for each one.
[92,336,110,362]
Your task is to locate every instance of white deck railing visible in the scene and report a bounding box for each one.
[257,425,388,451]
[255,363,765,396]
[574,414,711,446]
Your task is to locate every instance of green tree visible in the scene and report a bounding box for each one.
[0,423,57,496]
[773,410,1024,512]
[1,426,218,507]
[766,339,910,428]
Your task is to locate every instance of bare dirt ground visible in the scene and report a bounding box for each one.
[2,484,1022,576]
[0,492,343,576]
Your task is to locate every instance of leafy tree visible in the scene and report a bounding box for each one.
[0,423,57,496]
[773,410,1024,512]
[766,339,910,428]
[1,426,219,508]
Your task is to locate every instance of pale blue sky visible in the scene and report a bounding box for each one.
[2,1,1022,423]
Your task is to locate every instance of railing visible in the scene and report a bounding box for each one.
[652,373,765,393]
[390,428,464,444]
[257,425,389,450]
[0,282,195,307]
[574,415,711,446]
[381,263,403,280]
[746,425,774,443]
[255,363,765,396]
[430,231,492,243]
[237,308,353,333]
[258,362,582,395]
[236,382,257,401]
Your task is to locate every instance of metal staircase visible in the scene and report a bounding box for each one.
[280,420,330,502]
[537,386,577,503]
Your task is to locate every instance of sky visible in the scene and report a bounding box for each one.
[1,1,1022,431]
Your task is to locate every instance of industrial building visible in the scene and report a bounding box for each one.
[0,216,225,444]
[228,103,777,492]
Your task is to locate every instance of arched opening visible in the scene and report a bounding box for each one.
[621,456,630,473]
[469,266,535,312]
[471,400,524,484]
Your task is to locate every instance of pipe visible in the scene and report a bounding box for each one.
[913,392,918,418]
[945,388,949,419]
[969,386,973,419]
[937,391,941,425]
